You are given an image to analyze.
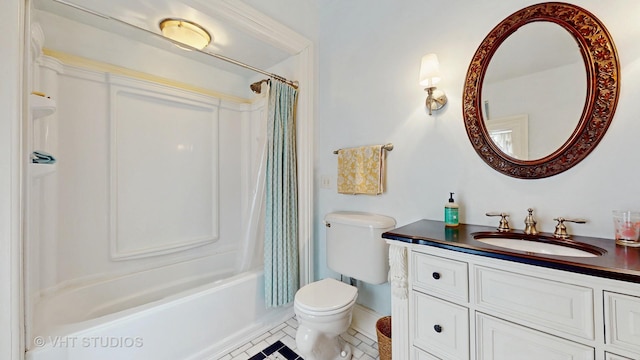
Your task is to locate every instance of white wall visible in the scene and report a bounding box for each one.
[242,0,319,44]
[308,0,640,315]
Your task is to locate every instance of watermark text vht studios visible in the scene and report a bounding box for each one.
[33,335,143,348]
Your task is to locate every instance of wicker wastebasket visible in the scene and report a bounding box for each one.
[376,316,392,360]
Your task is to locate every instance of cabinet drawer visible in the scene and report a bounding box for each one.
[412,251,468,302]
[413,346,442,360]
[474,266,594,339]
[604,291,640,354]
[412,292,469,360]
[476,313,594,360]
[605,352,634,360]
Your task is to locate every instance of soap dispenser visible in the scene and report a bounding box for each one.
[445,192,459,227]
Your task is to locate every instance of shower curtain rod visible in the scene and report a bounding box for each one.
[52,0,300,90]
[206,54,299,90]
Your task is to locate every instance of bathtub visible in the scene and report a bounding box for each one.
[26,268,294,360]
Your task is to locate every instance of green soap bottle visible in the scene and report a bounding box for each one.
[445,192,459,227]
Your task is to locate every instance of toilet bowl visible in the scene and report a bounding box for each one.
[294,278,357,360]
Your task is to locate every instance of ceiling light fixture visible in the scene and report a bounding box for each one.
[159,18,212,50]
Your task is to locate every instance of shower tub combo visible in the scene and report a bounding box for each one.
[26,3,298,359]
[25,73,284,359]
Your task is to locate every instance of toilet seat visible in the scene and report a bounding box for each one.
[295,278,357,316]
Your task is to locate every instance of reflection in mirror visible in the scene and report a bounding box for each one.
[486,114,529,160]
[482,22,586,160]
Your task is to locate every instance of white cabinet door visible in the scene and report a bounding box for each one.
[412,292,469,360]
[604,291,640,355]
[476,313,594,360]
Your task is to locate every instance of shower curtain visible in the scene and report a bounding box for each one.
[264,80,299,307]
[239,127,266,273]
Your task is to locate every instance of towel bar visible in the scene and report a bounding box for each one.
[333,143,393,154]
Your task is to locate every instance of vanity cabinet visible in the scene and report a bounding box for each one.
[388,242,640,360]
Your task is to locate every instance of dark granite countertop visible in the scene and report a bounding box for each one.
[382,220,640,283]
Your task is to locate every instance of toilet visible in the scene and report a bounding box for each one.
[294,212,396,360]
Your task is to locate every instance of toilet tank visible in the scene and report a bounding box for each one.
[324,212,396,285]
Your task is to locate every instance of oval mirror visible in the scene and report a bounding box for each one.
[463,2,620,178]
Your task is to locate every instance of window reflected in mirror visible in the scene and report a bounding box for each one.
[486,114,529,160]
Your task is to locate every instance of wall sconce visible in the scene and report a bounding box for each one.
[159,18,212,50]
[419,54,448,115]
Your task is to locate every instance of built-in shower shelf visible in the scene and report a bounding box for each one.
[30,93,56,119]
[30,163,56,178]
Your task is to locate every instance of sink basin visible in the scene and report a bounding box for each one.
[472,232,606,257]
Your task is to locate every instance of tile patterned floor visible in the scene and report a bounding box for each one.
[216,316,380,360]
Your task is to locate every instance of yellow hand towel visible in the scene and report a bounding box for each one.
[337,145,385,195]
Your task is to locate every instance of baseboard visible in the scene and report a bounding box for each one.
[351,304,386,341]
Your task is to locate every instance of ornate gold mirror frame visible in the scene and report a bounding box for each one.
[463,2,620,179]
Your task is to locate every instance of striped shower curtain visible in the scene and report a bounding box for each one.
[264,80,299,307]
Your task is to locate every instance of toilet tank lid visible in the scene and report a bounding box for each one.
[325,212,396,229]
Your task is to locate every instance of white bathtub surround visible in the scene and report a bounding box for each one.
[24,53,262,346]
[27,270,294,360]
[108,75,221,260]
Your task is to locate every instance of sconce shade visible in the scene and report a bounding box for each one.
[419,53,441,87]
[159,18,211,50]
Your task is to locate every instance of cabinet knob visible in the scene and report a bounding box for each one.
[432,272,441,280]
[434,324,442,333]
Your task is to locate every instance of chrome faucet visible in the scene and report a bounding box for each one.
[524,208,538,235]
[486,212,510,232]
[553,217,587,239]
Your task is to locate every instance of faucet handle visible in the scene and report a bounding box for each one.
[486,212,510,232]
[552,217,587,239]
[524,208,538,235]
